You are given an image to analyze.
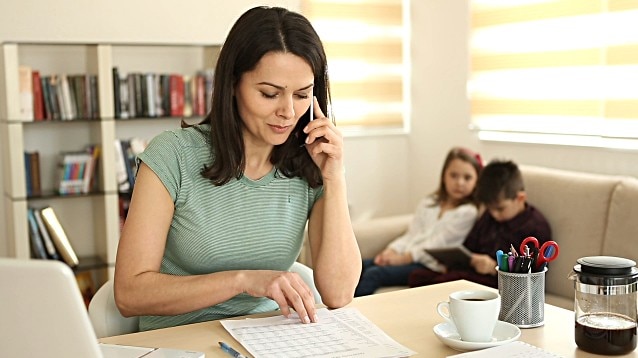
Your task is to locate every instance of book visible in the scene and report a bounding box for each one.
[40,75,53,120]
[169,74,184,117]
[114,139,131,193]
[26,208,48,259]
[119,139,136,191]
[59,73,77,120]
[39,206,79,267]
[145,73,156,117]
[424,245,473,270]
[24,152,32,197]
[182,75,193,117]
[32,70,45,120]
[127,73,137,118]
[89,75,100,119]
[29,151,41,196]
[119,74,130,119]
[133,73,144,117]
[82,145,100,194]
[18,65,34,120]
[33,207,60,260]
[112,67,121,118]
[47,75,62,120]
[71,74,87,119]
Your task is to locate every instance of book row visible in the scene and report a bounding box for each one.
[26,205,97,306]
[23,137,150,198]
[24,146,101,197]
[57,146,101,195]
[112,67,214,120]
[26,206,79,267]
[19,65,100,121]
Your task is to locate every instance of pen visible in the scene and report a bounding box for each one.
[510,244,518,257]
[219,341,247,358]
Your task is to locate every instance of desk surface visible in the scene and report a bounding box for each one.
[100,280,638,357]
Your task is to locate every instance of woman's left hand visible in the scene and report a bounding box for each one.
[303,97,344,182]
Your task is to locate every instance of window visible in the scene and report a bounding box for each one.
[302,0,409,134]
[469,0,638,149]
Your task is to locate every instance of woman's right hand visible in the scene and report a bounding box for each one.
[240,270,318,324]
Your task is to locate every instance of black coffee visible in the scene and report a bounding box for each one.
[575,313,637,355]
[462,298,488,301]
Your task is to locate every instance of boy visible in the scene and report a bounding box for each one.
[407,159,552,288]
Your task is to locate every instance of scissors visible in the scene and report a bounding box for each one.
[520,236,559,271]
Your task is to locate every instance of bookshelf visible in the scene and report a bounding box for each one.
[0,42,219,282]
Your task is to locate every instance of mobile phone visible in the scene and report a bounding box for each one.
[297,89,313,146]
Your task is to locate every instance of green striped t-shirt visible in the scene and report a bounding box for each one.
[136,124,322,331]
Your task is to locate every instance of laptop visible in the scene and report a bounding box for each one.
[0,258,205,358]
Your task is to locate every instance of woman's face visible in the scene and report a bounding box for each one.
[235,51,314,147]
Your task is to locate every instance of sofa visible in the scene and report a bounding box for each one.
[299,165,638,310]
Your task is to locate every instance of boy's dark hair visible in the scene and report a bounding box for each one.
[475,160,524,205]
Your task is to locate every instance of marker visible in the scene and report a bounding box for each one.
[496,250,504,271]
[218,341,246,358]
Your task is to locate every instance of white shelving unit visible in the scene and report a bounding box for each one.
[0,42,219,280]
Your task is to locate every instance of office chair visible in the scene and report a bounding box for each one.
[88,262,322,338]
[88,279,139,338]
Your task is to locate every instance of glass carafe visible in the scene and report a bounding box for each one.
[569,256,638,355]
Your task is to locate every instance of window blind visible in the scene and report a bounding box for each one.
[302,0,408,129]
[469,0,638,147]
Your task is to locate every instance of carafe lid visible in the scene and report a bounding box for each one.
[576,256,637,276]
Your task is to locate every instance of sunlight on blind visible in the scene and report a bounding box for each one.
[302,0,408,130]
[469,0,638,148]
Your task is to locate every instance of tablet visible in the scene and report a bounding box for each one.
[424,245,473,269]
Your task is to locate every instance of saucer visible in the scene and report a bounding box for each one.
[432,320,521,352]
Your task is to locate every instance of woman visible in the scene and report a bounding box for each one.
[114,6,361,331]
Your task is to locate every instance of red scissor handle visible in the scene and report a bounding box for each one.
[538,241,559,264]
[519,236,540,255]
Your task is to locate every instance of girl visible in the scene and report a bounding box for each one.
[354,147,482,296]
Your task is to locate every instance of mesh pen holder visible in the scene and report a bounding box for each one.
[497,267,547,328]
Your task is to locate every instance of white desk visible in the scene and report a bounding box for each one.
[100,280,638,357]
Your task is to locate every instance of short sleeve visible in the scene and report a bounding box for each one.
[137,130,183,202]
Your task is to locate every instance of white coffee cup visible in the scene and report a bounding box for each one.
[436,290,500,342]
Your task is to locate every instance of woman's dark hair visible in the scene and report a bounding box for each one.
[431,147,483,207]
[193,6,330,187]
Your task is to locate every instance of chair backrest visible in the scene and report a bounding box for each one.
[88,280,139,338]
[88,262,321,338]
[290,261,323,305]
